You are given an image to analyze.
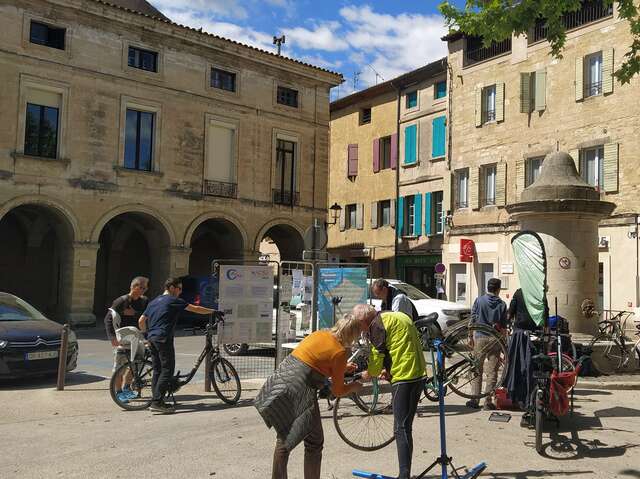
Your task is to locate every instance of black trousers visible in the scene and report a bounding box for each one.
[392,379,425,479]
[149,339,175,402]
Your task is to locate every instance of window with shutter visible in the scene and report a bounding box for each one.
[390,199,396,228]
[406,91,418,109]
[569,149,580,173]
[345,204,357,229]
[575,57,584,101]
[495,82,505,122]
[534,69,546,111]
[379,136,392,170]
[580,146,605,190]
[455,169,469,209]
[379,200,392,227]
[372,138,380,173]
[602,48,614,94]
[469,167,479,209]
[371,201,379,229]
[435,80,447,99]
[404,125,417,164]
[480,164,497,207]
[424,192,432,236]
[433,191,444,234]
[603,143,618,192]
[516,159,526,199]
[520,72,532,113]
[414,194,422,237]
[356,203,364,230]
[390,133,398,169]
[396,197,404,236]
[348,144,358,177]
[525,157,544,187]
[432,116,446,159]
[495,162,506,206]
[475,87,483,127]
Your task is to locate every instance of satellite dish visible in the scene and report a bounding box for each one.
[304,222,328,251]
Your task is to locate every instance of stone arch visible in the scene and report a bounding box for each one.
[91,204,177,246]
[186,216,246,276]
[0,194,80,241]
[255,219,305,262]
[183,212,249,250]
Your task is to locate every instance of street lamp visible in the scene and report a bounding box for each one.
[326,202,342,227]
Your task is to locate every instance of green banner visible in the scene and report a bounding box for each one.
[511,231,548,326]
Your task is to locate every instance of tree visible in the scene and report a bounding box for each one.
[439,0,640,84]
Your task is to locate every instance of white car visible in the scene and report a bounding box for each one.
[368,279,470,333]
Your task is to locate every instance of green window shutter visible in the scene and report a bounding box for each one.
[535,69,546,111]
[516,158,525,199]
[520,72,532,113]
[475,87,482,127]
[425,192,433,235]
[569,149,580,174]
[469,167,479,209]
[496,162,507,206]
[414,194,422,236]
[435,80,447,99]
[431,116,446,159]
[397,196,404,236]
[371,201,378,229]
[603,143,619,192]
[404,125,417,164]
[603,48,614,94]
[575,57,584,101]
[495,82,505,122]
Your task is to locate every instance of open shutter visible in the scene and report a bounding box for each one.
[520,72,532,113]
[432,116,446,159]
[390,199,396,228]
[414,194,423,236]
[535,69,546,111]
[495,82,505,122]
[516,158,525,199]
[475,87,482,127]
[397,197,404,236]
[443,173,452,216]
[569,149,580,174]
[356,203,364,230]
[390,133,398,169]
[371,201,379,229]
[603,143,619,192]
[496,162,507,206]
[339,206,346,231]
[602,48,614,94]
[575,57,584,101]
[469,167,479,209]
[372,138,380,173]
[425,192,433,236]
[404,125,417,164]
[347,144,358,176]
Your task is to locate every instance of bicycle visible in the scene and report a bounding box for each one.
[110,312,241,410]
[588,310,635,375]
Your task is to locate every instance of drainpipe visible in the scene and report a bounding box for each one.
[390,80,401,278]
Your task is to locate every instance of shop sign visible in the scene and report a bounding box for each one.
[460,239,475,263]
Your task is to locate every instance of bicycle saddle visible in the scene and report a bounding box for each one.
[414,313,439,329]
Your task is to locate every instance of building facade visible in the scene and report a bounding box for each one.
[0,0,341,324]
[443,1,640,312]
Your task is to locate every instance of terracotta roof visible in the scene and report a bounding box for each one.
[89,0,343,82]
[105,0,168,20]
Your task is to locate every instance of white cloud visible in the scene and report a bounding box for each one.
[150,0,248,20]
[283,23,348,52]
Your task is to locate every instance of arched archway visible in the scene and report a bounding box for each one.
[93,212,171,315]
[258,223,304,262]
[188,219,245,276]
[0,204,75,320]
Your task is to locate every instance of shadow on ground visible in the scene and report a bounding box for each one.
[0,371,106,391]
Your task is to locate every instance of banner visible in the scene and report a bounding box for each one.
[511,231,548,326]
[317,267,368,329]
[460,239,475,263]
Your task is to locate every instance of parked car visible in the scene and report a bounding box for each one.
[0,292,78,379]
[178,275,218,327]
[368,279,470,333]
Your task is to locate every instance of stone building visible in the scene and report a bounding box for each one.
[0,0,342,324]
[442,1,640,312]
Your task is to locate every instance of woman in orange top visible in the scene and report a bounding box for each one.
[255,314,364,479]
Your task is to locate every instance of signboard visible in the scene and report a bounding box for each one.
[460,239,475,263]
[434,263,446,274]
[434,273,444,280]
[501,263,514,274]
[218,265,274,343]
[317,267,368,329]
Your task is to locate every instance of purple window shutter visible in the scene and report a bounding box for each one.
[348,144,358,176]
[390,133,398,169]
[373,138,380,173]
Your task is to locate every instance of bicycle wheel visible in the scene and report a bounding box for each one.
[589,333,629,375]
[210,357,241,405]
[110,360,154,411]
[422,348,445,402]
[333,380,395,451]
[535,388,544,455]
[443,324,508,400]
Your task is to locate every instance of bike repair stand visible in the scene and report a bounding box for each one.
[352,339,487,479]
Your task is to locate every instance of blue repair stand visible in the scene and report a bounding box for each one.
[353,339,487,479]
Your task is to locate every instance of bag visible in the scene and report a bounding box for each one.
[115,326,145,362]
[549,371,571,417]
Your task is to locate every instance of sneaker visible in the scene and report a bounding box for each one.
[116,391,130,403]
[149,401,175,414]
[483,402,497,411]
[520,412,533,428]
[466,400,480,409]
[123,388,139,400]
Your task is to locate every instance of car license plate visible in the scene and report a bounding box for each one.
[26,350,59,360]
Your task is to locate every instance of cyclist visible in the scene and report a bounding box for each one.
[138,277,216,414]
[353,304,426,479]
[371,278,419,322]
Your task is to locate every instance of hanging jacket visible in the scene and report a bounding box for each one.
[505,329,535,405]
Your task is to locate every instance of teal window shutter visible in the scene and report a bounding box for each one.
[397,196,405,236]
[432,116,446,159]
[404,125,417,164]
[425,192,432,235]
[435,81,447,99]
[406,91,418,109]
[414,194,422,236]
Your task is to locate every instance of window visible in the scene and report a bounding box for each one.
[380,136,392,169]
[211,68,236,92]
[481,164,497,206]
[580,146,605,190]
[128,47,158,72]
[29,21,65,50]
[404,195,416,236]
[346,204,357,229]
[204,120,236,198]
[432,116,446,159]
[361,107,371,124]
[124,109,155,171]
[433,191,444,234]
[455,169,469,209]
[24,103,59,158]
[585,52,603,97]
[379,200,391,226]
[526,156,544,187]
[482,85,496,123]
[347,144,358,177]
[277,86,298,107]
[404,124,417,164]
[274,139,298,204]
[406,91,418,109]
[435,80,447,99]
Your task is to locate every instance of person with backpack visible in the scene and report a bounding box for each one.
[371,278,419,322]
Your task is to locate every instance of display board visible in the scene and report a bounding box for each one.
[218,265,274,343]
[317,266,368,329]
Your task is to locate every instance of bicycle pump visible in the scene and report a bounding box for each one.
[352,339,487,479]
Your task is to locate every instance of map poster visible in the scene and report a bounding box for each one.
[317,267,368,329]
[218,265,274,343]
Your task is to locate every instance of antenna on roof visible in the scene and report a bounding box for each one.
[273,35,286,55]
[353,71,361,90]
[367,64,385,85]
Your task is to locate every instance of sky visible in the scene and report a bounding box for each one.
[148,0,465,100]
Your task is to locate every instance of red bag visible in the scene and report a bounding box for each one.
[549,371,571,417]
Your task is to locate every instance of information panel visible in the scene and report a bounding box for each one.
[317,267,368,329]
[218,265,273,343]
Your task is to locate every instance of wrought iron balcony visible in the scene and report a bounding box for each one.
[272,189,300,206]
[585,81,603,97]
[465,37,512,65]
[203,180,237,198]
[529,1,613,44]
[483,109,496,123]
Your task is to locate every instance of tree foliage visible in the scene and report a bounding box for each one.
[439,0,640,84]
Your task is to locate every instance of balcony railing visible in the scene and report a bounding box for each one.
[203,180,237,198]
[585,81,602,97]
[529,1,613,44]
[272,189,300,206]
[465,37,512,65]
[483,109,496,123]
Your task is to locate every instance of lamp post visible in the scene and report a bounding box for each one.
[326,202,342,227]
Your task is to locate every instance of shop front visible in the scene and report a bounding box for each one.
[396,254,442,297]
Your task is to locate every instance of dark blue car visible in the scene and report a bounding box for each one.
[178,275,218,327]
[0,292,78,378]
